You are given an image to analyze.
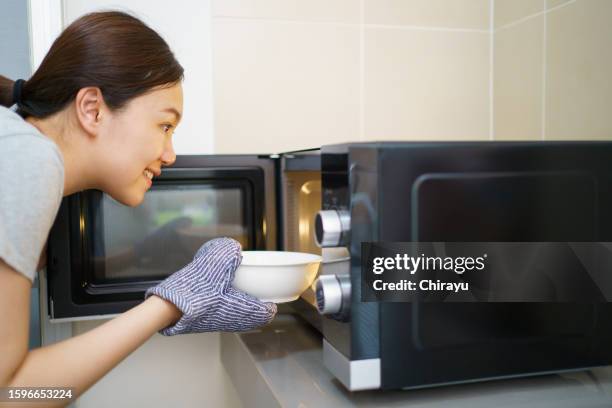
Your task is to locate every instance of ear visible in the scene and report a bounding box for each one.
[74,87,107,136]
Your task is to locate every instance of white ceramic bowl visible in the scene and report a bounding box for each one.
[232,251,322,303]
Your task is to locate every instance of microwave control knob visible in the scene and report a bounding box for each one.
[315,274,351,321]
[315,275,342,314]
[315,210,350,247]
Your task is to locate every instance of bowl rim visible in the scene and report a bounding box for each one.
[241,250,322,266]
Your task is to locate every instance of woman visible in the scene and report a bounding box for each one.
[0,11,276,402]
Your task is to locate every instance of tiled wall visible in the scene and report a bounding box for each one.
[494,0,612,140]
[212,0,491,153]
[212,0,611,153]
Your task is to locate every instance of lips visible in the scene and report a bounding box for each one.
[146,167,161,176]
[143,167,161,180]
[143,167,161,190]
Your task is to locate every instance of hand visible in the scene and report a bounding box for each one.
[144,237,277,335]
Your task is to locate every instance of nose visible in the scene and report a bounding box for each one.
[161,138,176,167]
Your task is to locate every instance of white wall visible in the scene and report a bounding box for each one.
[59,2,239,407]
[210,0,491,154]
[63,0,215,155]
[493,0,612,141]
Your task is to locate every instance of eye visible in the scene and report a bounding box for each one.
[161,124,174,134]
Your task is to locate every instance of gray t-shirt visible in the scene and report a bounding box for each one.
[0,106,64,283]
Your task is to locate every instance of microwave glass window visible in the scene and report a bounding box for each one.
[91,185,247,283]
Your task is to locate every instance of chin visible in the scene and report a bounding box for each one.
[109,188,145,208]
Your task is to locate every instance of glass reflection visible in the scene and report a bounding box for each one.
[92,185,246,282]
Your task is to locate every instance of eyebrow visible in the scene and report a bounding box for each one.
[161,108,182,123]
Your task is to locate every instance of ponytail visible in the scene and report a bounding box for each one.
[0,76,20,108]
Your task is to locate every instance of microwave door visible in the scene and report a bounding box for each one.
[46,154,279,320]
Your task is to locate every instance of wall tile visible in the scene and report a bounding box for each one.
[494,0,544,29]
[364,28,489,141]
[364,0,489,30]
[546,0,612,140]
[212,0,359,24]
[547,0,574,10]
[494,15,544,140]
[213,20,359,153]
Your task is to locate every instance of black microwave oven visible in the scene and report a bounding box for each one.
[310,141,612,391]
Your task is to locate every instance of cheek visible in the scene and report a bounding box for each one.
[106,124,162,176]
[97,117,161,205]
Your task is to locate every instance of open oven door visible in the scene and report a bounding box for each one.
[46,154,278,320]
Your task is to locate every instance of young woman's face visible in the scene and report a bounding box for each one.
[96,83,183,206]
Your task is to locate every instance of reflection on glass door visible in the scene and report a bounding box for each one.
[91,184,248,283]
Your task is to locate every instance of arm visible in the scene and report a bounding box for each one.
[0,259,181,407]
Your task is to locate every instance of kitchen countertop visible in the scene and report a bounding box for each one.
[221,314,612,408]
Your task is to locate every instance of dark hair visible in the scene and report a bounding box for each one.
[0,11,184,118]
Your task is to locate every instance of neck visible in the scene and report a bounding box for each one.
[26,112,96,196]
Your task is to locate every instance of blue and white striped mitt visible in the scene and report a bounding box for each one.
[144,237,277,335]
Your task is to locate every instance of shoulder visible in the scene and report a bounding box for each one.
[0,105,39,137]
[0,106,64,183]
[0,107,65,282]
[0,105,65,221]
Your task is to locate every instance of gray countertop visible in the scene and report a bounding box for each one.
[221,314,612,408]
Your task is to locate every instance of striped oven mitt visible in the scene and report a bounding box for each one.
[144,237,277,335]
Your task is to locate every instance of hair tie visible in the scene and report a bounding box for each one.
[12,79,25,106]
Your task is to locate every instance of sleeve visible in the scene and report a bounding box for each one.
[0,133,64,283]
